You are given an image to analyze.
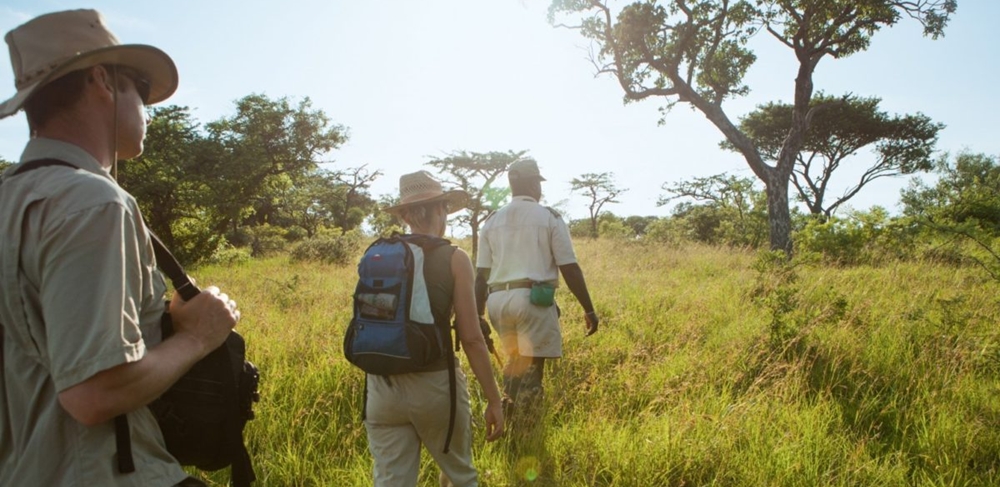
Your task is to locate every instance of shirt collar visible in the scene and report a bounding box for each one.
[19,137,109,179]
[513,195,538,203]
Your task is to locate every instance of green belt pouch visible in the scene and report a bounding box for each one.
[530,281,556,307]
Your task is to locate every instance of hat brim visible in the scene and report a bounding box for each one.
[0,43,178,119]
[384,190,470,216]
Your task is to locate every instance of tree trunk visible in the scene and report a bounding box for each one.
[763,168,793,254]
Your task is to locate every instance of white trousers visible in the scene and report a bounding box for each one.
[365,368,476,487]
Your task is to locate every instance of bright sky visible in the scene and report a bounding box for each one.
[1,1,997,221]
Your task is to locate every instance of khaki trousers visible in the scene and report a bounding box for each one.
[365,368,476,487]
[487,288,562,358]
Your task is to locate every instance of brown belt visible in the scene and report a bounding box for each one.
[489,281,534,293]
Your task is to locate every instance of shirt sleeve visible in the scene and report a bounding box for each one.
[40,202,147,392]
[550,214,578,266]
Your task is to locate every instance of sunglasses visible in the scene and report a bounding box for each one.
[112,65,151,105]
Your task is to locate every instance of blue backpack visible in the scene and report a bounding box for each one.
[344,234,459,452]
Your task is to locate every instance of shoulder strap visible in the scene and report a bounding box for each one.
[400,233,451,252]
[397,234,458,453]
[12,159,78,176]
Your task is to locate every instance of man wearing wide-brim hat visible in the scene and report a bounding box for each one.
[0,10,239,487]
[474,158,599,442]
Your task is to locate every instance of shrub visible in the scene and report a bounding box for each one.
[244,224,289,258]
[794,208,918,265]
[568,218,594,239]
[206,244,253,266]
[599,219,636,241]
[289,229,363,265]
[643,217,685,246]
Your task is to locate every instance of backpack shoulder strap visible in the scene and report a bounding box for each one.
[399,233,450,251]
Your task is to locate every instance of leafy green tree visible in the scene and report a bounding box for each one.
[280,169,343,238]
[368,194,406,238]
[0,157,13,172]
[202,94,348,239]
[902,152,1000,279]
[119,105,222,264]
[570,172,626,238]
[670,202,726,244]
[426,150,523,261]
[724,94,942,219]
[550,0,955,253]
[660,173,768,247]
[623,215,660,236]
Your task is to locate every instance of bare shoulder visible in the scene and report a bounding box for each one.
[451,247,473,267]
[451,247,474,279]
[452,246,471,259]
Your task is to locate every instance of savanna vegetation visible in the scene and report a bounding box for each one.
[171,147,1000,486]
[187,236,1000,486]
[4,2,991,485]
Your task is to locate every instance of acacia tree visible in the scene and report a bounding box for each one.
[331,164,382,230]
[550,0,955,253]
[660,172,767,246]
[570,172,626,237]
[426,150,523,261]
[724,94,942,219]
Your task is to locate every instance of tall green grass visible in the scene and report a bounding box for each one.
[189,239,1000,486]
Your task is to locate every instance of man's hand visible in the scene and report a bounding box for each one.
[584,310,599,336]
[168,286,239,357]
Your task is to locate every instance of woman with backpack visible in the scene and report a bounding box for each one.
[362,170,505,487]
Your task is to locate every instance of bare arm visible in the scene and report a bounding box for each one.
[57,287,238,425]
[475,267,490,317]
[453,250,504,441]
[559,262,599,336]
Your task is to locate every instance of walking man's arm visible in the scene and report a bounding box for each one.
[558,263,599,336]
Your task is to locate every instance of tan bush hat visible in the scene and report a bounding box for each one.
[384,170,469,215]
[0,9,178,119]
[508,158,546,181]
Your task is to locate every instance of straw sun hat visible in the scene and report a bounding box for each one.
[0,9,178,119]
[384,170,469,216]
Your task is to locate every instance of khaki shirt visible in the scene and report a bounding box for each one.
[0,138,187,486]
[476,195,578,285]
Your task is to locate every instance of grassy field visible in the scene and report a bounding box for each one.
[190,238,1000,486]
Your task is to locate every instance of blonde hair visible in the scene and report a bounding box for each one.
[399,202,445,230]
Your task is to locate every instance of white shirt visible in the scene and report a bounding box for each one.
[476,195,577,285]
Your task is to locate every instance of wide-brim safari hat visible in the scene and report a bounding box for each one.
[0,9,178,119]
[384,170,470,215]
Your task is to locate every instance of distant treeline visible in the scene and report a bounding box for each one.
[571,151,1000,280]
